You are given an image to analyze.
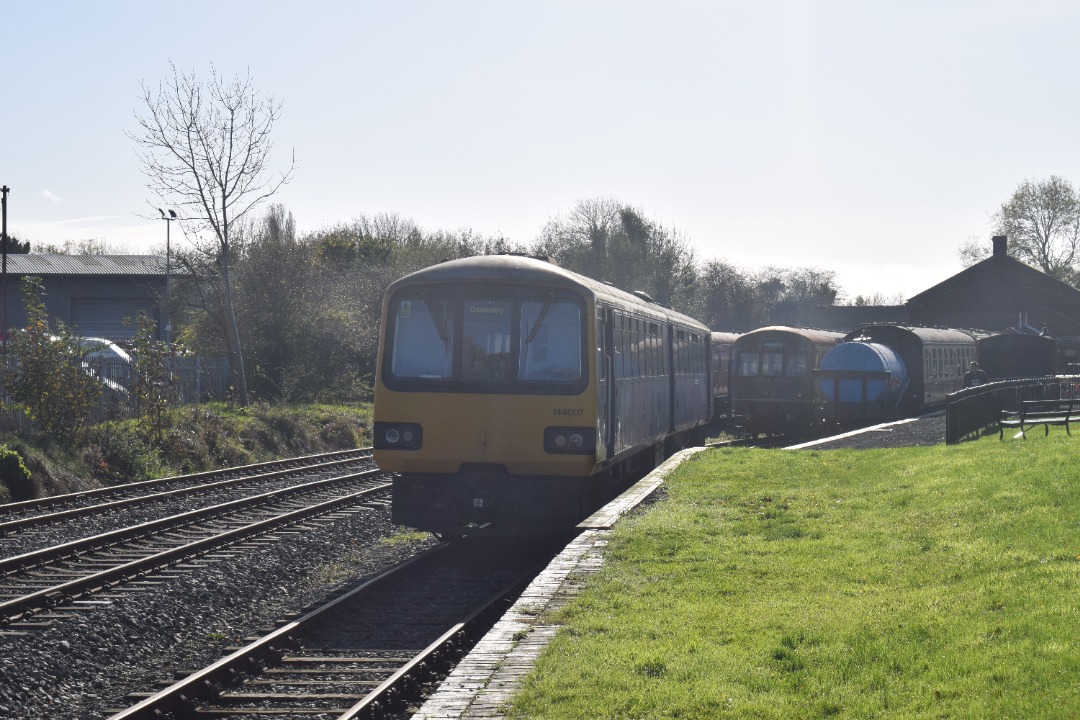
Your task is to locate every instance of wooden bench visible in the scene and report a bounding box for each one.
[999,399,1078,439]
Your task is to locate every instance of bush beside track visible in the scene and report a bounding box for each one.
[511,433,1080,718]
[0,403,372,503]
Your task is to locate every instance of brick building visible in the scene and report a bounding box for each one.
[906,235,1080,337]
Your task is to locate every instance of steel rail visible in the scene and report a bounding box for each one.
[0,480,392,624]
[0,452,373,536]
[338,573,531,719]
[106,545,448,720]
[0,469,386,578]
[0,448,372,518]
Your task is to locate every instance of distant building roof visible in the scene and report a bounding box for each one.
[5,254,165,276]
[905,236,1080,337]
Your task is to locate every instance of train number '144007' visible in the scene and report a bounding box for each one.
[553,408,584,417]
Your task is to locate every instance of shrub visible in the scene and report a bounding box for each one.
[0,445,33,501]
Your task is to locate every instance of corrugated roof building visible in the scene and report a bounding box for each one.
[0,254,167,340]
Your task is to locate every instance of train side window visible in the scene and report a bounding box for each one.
[615,328,627,379]
[786,352,808,377]
[390,298,454,378]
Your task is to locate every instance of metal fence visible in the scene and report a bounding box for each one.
[945,376,1080,444]
[0,356,231,433]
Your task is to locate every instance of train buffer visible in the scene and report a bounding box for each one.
[999,399,1079,439]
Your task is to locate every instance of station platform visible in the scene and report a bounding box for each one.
[411,447,704,719]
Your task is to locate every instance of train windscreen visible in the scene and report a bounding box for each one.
[386,288,585,391]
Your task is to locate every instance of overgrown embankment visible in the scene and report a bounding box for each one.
[0,403,372,502]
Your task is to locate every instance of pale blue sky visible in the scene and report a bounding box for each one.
[3,1,1078,301]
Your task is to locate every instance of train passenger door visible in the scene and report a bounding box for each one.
[599,307,617,460]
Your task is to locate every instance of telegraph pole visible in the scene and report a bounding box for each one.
[1,185,9,359]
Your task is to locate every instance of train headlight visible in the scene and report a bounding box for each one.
[544,427,596,455]
[374,421,423,450]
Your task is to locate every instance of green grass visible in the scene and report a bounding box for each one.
[510,433,1080,719]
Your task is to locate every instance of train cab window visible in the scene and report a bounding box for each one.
[385,288,587,393]
[519,300,582,381]
[390,299,454,378]
[738,352,760,376]
[463,300,514,381]
[762,351,784,376]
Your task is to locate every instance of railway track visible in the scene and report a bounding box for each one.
[0,452,391,628]
[0,448,374,536]
[108,538,559,719]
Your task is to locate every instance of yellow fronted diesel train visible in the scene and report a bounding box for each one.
[373,255,711,537]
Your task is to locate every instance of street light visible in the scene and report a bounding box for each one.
[159,208,177,344]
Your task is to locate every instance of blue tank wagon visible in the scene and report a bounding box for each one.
[373,255,712,537]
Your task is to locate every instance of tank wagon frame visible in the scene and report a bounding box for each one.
[373,255,711,537]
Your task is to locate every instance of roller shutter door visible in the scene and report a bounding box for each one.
[71,298,156,339]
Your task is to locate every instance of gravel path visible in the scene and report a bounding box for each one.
[787,412,947,450]
[0,504,437,720]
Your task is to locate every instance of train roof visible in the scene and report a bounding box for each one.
[844,324,979,344]
[385,254,709,332]
[710,331,742,343]
[736,325,845,344]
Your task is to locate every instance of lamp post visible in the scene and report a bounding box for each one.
[158,208,176,344]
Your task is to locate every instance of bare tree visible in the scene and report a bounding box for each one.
[992,176,1080,282]
[130,63,294,404]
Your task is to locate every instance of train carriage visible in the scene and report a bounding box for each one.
[976,332,1056,380]
[373,255,711,537]
[817,324,979,426]
[709,331,740,418]
[730,326,843,436]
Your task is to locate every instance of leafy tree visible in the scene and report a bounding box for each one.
[130,313,174,442]
[4,277,102,441]
[130,63,295,405]
[697,260,839,330]
[698,258,757,331]
[956,234,989,268]
[0,234,30,253]
[992,176,1080,283]
[533,198,699,315]
[233,205,318,401]
[33,238,121,255]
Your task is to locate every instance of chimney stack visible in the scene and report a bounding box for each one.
[992,235,1008,258]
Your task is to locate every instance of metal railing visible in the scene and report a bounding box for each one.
[945,376,1080,444]
[0,356,231,433]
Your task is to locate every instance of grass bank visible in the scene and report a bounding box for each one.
[0,403,372,501]
[512,434,1080,719]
